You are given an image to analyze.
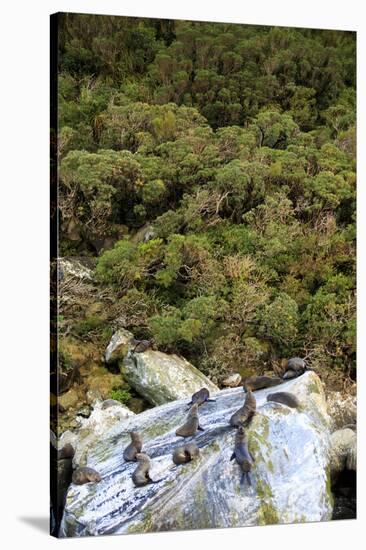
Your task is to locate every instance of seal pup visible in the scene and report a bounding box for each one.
[243,375,282,392]
[230,386,256,427]
[230,425,254,485]
[132,453,160,487]
[176,403,204,437]
[72,466,102,485]
[57,442,75,460]
[187,387,216,408]
[267,391,300,409]
[172,442,200,465]
[123,431,143,461]
[132,339,154,353]
[282,357,307,379]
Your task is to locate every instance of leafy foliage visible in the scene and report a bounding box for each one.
[58,15,356,386]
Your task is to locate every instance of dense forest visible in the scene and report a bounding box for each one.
[56,14,356,398]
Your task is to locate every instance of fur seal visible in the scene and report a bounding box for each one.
[230,387,256,427]
[267,391,300,408]
[132,339,154,353]
[172,443,200,465]
[72,466,102,485]
[132,453,159,487]
[230,425,254,485]
[176,404,204,437]
[50,438,73,535]
[57,442,75,460]
[187,387,216,408]
[243,375,282,392]
[282,357,307,379]
[123,431,143,461]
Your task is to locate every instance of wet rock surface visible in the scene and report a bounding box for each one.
[60,372,333,537]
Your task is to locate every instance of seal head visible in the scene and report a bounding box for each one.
[123,431,143,461]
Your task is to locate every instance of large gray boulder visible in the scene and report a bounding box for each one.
[60,372,333,537]
[326,391,356,432]
[105,329,219,406]
[329,428,357,480]
[123,350,219,406]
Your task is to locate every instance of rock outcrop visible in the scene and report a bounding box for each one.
[59,401,135,468]
[105,330,219,406]
[326,391,356,432]
[222,373,242,387]
[58,257,94,281]
[329,428,357,480]
[60,372,333,537]
[123,349,219,406]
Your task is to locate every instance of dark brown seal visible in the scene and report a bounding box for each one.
[132,339,154,353]
[282,357,307,379]
[132,453,159,487]
[230,425,254,485]
[72,466,102,485]
[176,404,204,437]
[266,391,300,408]
[57,442,75,460]
[172,443,200,465]
[243,375,282,392]
[123,431,143,461]
[230,387,256,427]
[188,387,216,408]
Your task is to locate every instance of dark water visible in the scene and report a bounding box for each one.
[332,470,356,520]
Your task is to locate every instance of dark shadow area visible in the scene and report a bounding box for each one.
[18,517,49,535]
[332,470,356,520]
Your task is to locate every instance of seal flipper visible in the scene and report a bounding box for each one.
[207,398,216,403]
[230,452,236,461]
[148,475,167,484]
[197,425,204,431]
[240,472,252,486]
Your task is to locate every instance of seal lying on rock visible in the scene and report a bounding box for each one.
[230,387,256,427]
[282,357,307,379]
[243,375,282,392]
[72,467,102,485]
[132,339,154,353]
[187,387,216,408]
[123,431,143,461]
[57,442,75,460]
[172,443,200,465]
[132,453,159,487]
[176,404,204,437]
[267,391,300,409]
[230,426,254,486]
